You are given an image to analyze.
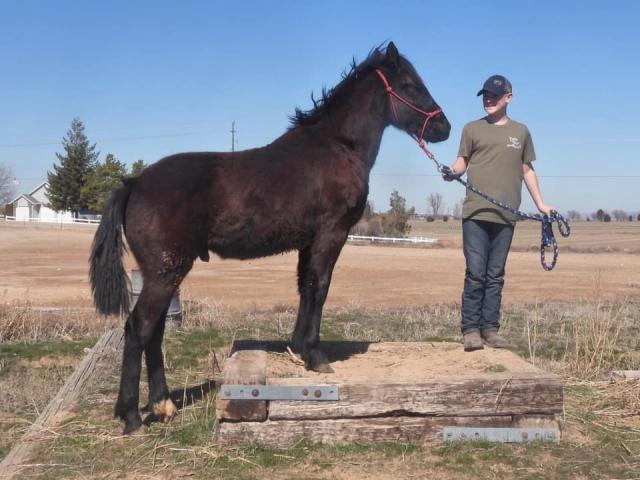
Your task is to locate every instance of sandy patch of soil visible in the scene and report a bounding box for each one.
[265,342,542,382]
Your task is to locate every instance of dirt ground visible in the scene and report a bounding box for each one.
[1,221,638,309]
[2,221,639,479]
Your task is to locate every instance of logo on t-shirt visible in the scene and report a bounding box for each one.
[506,136,522,149]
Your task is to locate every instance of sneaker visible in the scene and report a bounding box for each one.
[482,330,508,348]
[463,331,484,352]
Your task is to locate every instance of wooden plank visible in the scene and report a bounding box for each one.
[513,414,559,430]
[268,374,563,420]
[0,328,123,480]
[215,349,268,421]
[215,415,551,447]
[611,370,640,381]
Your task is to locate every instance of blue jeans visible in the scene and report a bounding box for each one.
[461,219,514,334]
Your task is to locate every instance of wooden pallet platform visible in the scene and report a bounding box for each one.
[214,340,562,446]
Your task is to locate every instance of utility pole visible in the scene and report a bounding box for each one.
[230,121,237,152]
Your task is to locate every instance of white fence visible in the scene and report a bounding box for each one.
[347,235,437,244]
[3,216,100,225]
[2,217,438,243]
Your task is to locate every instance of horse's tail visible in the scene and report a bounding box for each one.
[89,179,134,316]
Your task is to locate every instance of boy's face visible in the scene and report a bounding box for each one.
[482,91,512,115]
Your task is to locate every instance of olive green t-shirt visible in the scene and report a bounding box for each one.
[458,118,536,225]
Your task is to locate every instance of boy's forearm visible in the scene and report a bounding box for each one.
[451,156,468,175]
[523,164,545,208]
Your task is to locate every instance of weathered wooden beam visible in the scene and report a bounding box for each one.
[215,349,268,421]
[267,374,563,420]
[215,414,558,447]
[0,328,123,480]
[611,370,640,381]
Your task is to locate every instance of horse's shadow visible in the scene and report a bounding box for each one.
[230,339,374,363]
[142,340,373,426]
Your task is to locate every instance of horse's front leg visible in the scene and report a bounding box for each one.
[299,232,348,373]
[292,246,311,353]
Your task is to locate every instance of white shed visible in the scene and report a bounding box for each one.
[9,182,73,222]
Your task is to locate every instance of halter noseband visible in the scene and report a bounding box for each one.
[375,68,442,159]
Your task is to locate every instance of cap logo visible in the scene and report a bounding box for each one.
[493,79,502,86]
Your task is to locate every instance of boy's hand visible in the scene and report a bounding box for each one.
[440,165,459,182]
[538,204,557,216]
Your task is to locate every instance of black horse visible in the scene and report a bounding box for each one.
[90,42,450,434]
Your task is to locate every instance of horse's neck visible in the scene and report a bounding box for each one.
[324,77,388,169]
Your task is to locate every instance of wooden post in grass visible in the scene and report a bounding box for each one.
[0,329,123,480]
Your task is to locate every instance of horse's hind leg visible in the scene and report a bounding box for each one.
[144,314,177,423]
[115,268,189,434]
[115,309,146,434]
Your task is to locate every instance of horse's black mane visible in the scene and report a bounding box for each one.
[289,46,386,128]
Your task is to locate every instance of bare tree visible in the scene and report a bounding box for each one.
[0,162,16,207]
[611,209,627,221]
[451,200,463,219]
[567,209,582,221]
[427,192,444,217]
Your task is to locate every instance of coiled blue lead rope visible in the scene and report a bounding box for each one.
[438,164,571,271]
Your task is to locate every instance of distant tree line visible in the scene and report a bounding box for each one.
[351,191,639,238]
[352,190,459,237]
[46,118,147,215]
[577,209,639,222]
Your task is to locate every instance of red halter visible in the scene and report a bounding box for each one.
[375,68,442,160]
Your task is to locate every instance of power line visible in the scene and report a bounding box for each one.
[0,130,219,148]
[371,173,640,178]
[10,174,640,181]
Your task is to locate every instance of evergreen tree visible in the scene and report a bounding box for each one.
[81,153,128,213]
[130,159,147,177]
[381,190,415,236]
[46,118,99,216]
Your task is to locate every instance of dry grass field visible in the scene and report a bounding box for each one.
[1,219,639,309]
[0,219,639,479]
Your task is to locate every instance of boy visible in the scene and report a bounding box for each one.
[444,75,556,351]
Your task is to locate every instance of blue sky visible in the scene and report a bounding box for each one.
[1,0,639,215]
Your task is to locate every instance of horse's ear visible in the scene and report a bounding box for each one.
[386,42,400,68]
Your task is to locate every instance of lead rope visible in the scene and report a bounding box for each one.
[438,163,570,271]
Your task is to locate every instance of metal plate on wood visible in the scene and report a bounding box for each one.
[220,384,339,401]
[443,427,559,443]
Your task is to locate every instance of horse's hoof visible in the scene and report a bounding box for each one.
[152,398,178,423]
[115,402,143,434]
[313,362,334,374]
[122,416,143,435]
[308,349,334,374]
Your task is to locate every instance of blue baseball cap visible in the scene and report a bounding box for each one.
[477,75,512,96]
